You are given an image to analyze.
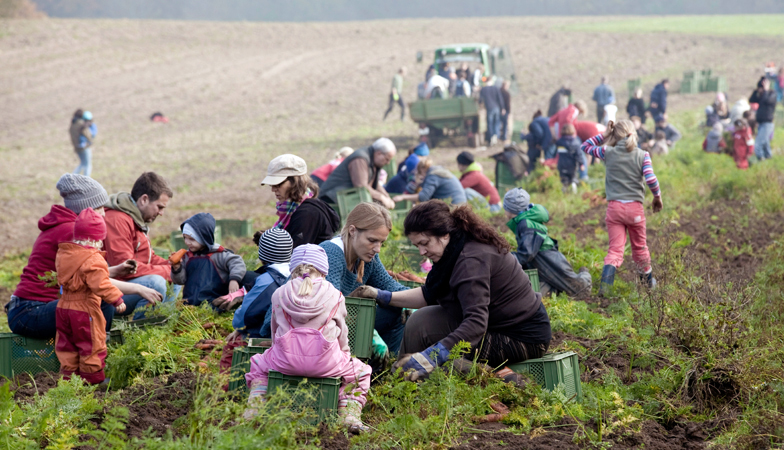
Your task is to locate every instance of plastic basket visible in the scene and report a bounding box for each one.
[382,157,397,178]
[399,244,424,273]
[345,297,376,359]
[508,351,582,402]
[215,219,254,238]
[1,330,123,379]
[398,280,424,289]
[391,200,412,222]
[680,78,699,94]
[703,77,727,93]
[153,247,171,259]
[228,343,270,393]
[495,160,518,194]
[336,188,372,226]
[122,316,169,328]
[267,370,341,424]
[525,269,540,292]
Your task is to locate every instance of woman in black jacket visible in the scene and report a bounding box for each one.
[258,154,340,248]
[627,88,646,123]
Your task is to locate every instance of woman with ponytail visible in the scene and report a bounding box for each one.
[352,200,551,381]
[580,119,663,296]
[244,244,372,433]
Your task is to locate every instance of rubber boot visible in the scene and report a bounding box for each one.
[640,271,657,290]
[598,265,616,297]
[339,400,369,434]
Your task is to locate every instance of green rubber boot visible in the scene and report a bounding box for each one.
[598,265,616,297]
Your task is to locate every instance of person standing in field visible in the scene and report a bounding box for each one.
[500,80,512,143]
[648,80,669,119]
[732,118,755,170]
[384,67,407,121]
[749,76,778,160]
[627,88,646,123]
[479,79,506,146]
[580,120,663,296]
[69,110,96,177]
[592,76,616,124]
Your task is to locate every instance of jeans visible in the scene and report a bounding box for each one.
[578,152,589,180]
[485,108,501,143]
[115,274,182,320]
[500,112,510,141]
[6,296,115,340]
[74,147,92,177]
[605,201,650,272]
[544,143,557,160]
[755,121,774,160]
[375,304,405,356]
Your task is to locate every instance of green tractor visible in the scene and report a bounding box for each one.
[410,43,518,148]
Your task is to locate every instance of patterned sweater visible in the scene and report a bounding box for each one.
[580,134,661,197]
[320,236,407,295]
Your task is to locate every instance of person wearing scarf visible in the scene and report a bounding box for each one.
[351,200,551,382]
[260,154,340,248]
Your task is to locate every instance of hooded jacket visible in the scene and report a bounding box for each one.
[270,277,350,353]
[459,163,501,205]
[650,83,668,114]
[285,198,341,249]
[170,213,246,287]
[507,204,556,264]
[13,205,78,302]
[55,243,124,307]
[418,166,467,204]
[749,89,777,124]
[103,192,171,281]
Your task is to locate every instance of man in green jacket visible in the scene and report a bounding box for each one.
[504,188,591,297]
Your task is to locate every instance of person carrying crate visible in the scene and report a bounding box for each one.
[245,244,372,433]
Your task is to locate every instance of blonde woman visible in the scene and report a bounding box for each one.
[319,202,407,354]
[580,120,663,296]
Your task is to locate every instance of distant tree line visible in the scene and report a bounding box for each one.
[31,0,784,21]
[1,0,45,17]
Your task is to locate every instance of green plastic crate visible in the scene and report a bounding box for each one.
[382,156,397,178]
[121,316,169,328]
[703,76,727,93]
[399,244,424,273]
[267,370,341,424]
[495,160,518,194]
[345,297,376,359]
[399,280,424,289]
[228,343,270,393]
[215,219,254,238]
[391,200,412,222]
[680,78,699,94]
[336,187,372,226]
[627,78,641,99]
[508,351,582,402]
[1,330,124,379]
[153,247,171,259]
[776,109,784,126]
[525,269,540,292]
[171,226,222,250]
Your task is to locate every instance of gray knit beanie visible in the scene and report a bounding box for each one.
[56,173,110,214]
[503,187,531,216]
[258,228,293,264]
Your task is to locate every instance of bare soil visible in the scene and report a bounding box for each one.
[1,17,782,256]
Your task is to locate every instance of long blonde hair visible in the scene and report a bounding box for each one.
[605,119,638,152]
[290,263,325,296]
[341,202,392,282]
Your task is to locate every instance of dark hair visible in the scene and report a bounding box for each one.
[662,79,669,84]
[285,175,319,201]
[73,109,84,120]
[404,200,510,254]
[131,172,174,202]
[532,109,543,119]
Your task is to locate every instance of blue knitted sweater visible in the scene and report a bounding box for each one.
[320,237,407,295]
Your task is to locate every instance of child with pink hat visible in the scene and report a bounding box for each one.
[244,244,372,433]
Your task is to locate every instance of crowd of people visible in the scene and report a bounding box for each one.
[11,61,783,433]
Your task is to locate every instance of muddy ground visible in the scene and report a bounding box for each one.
[1,17,782,255]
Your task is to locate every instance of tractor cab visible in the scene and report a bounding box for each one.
[433,43,518,93]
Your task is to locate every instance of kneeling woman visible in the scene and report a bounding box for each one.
[360,200,551,379]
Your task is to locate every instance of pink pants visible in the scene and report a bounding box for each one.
[246,350,372,406]
[604,201,651,272]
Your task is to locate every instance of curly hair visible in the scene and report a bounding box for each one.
[404,200,510,254]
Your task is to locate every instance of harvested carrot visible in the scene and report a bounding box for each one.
[169,249,187,264]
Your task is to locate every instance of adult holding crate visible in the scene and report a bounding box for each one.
[320,202,408,355]
[351,200,551,381]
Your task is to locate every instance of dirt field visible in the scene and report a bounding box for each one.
[1,17,782,255]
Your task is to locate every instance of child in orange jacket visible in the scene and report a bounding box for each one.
[55,208,125,385]
[732,118,754,170]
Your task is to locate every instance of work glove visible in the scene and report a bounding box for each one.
[652,196,663,213]
[348,286,392,306]
[393,342,450,382]
[371,329,389,360]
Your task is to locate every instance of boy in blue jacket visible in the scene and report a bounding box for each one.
[171,213,248,307]
[504,188,591,297]
[555,123,582,193]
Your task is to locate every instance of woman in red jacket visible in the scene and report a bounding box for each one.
[456,151,501,212]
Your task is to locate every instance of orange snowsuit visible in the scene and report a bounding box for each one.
[55,243,124,384]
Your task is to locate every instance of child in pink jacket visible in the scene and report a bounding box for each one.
[244,244,372,433]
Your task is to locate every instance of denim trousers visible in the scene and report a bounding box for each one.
[115,274,182,320]
[375,304,405,355]
[74,147,93,177]
[6,296,115,340]
[485,108,501,142]
[755,121,774,160]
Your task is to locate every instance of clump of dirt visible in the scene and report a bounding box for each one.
[581,345,669,385]
[451,418,707,449]
[114,371,197,438]
[318,424,351,450]
[549,330,597,350]
[9,371,59,401]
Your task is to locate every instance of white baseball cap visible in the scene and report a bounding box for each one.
[261,154,307,186]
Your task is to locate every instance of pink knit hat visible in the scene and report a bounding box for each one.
[73,208,107,242]
[289,244,329,276]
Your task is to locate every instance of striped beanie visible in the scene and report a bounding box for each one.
[257,228,293,264]
[289,244,329,276]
